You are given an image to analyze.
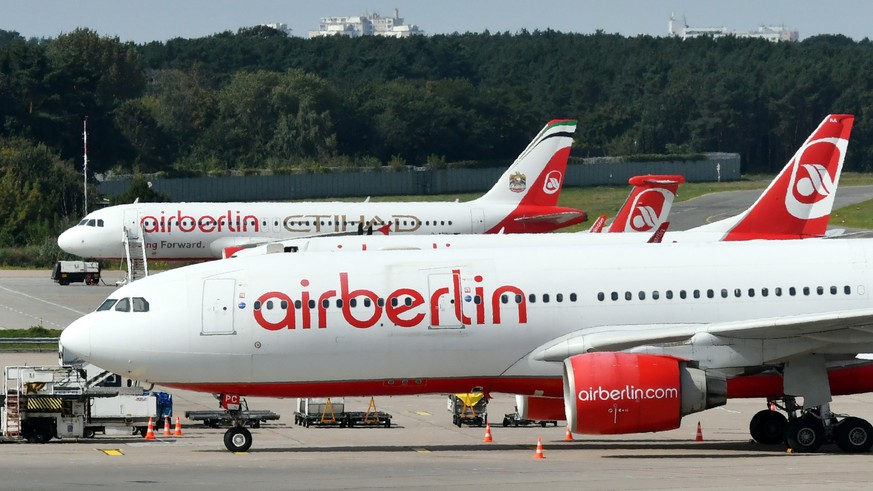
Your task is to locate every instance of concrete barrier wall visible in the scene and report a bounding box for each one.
[98,153,740,201]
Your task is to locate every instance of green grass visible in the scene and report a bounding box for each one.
[0,327,62,351]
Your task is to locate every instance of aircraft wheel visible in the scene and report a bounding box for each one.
[835,417,873,453]
[749,409,787,445]
[784,417,824,453]
[224,426,252,452]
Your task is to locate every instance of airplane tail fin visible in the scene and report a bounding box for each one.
[691,114,854,240]
[474,120,576,207]
[588,215,608,233]
[607,175,685,233]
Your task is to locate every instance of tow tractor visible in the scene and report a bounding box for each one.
[447,392,488,427]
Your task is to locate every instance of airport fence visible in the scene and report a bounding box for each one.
[97,153,740,202]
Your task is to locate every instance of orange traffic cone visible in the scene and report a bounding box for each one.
[695,421,704,442]
[483,423,493,443]
[564,426,574,441]
[173,416,183,436]
[163,416,171,436]
[144,417,156,440]
[533,437,545,459]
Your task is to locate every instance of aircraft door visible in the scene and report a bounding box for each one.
[202,278,236,335]
[427,272,463,329]
[123,209,141,239]
[471,209,485,233]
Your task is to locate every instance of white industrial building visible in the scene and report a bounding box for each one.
[668,14,798,42]
[309,9,424,38]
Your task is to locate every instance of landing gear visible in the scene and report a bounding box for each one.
[749,409,786,445]
[224,426,252,452]
[749,397,873,453]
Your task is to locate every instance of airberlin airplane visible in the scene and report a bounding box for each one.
[231,114,852,256]
[57,120,586,261]
[61,235,873,453]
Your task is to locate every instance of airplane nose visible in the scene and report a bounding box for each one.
[57,228,82,255]
[60,317,91,363]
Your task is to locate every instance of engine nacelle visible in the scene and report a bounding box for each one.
[563,352,726,434]
[516,395,566,421]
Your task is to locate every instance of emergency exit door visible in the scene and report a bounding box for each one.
[202,278,236,335]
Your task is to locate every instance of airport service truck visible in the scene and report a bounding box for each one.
[0,364,172,442]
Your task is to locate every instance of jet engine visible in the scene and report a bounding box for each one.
[563,352,726,434]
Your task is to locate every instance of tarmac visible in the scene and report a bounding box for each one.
[3,188,873,489]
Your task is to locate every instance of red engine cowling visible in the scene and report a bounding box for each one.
[516,395,565,422]
[563,352,726,435]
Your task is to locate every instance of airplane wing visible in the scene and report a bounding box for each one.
[533,308,873,363]
[513,211,586,225]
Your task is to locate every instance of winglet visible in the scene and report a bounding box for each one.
[608,175,685,233]
[647,221,670,243]
[588,215,608,233]
[694,114,854,240]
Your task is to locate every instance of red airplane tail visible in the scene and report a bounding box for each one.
[607,175,685,233]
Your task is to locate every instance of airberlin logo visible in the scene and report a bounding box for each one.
[542,170,563,195]
[253,270,528,330]
[628,188,672,232]
[578,385,679,402]
[784,136,846,220]
[140,210,423,234]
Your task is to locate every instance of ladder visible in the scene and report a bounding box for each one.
[3,368,21,437]
[122,223,148,284]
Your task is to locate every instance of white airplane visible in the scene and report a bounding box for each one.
[57,120,586,261]
[230,114,853,256]
[61,237,873,453]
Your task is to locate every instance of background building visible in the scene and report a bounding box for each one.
[309,9,423,38]
[668,14,798,42]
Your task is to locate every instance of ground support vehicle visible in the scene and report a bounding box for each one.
[51,261,100,286]
[1,365,170,442]
[447,393,488,427]
[501,411,559,428]
[186,398,279,428]
[294,398,391,428]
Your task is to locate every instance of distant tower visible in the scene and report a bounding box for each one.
[668,13,686,37]
[393,8,399,19]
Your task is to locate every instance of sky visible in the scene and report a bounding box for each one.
[0,0,870,43]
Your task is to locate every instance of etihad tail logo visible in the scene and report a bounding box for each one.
[628,188,672,232]
[542,170,563,195]
[509,172,527,193]
[784,137,846,219]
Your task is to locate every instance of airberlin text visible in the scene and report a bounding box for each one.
[253,269,527,330]
[140,210,423,234]
[578,385,679,402]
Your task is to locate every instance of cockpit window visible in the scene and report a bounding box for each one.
[87,219,96,227]
[114,298,131,312]
[132,297,149,312]
[97,219,104,227]
[97,299,117,311]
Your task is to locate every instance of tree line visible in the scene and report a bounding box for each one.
[1,26,872,246]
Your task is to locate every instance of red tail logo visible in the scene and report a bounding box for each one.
[628,189,672,232]
[542,170,563,195]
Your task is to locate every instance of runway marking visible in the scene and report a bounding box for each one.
[0,284,88,315]
[0,303,64,329]
[411,447,431,453]
[233,452,250,455]
[97,449,124,456]
[415,411,431,416]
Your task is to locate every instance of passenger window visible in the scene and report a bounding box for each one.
[322,299,330,308]
[115,298,131,312]
[570,293,577,302]
[132,297,149,312]
[720,289,727,298]
[789,287,796,296]
[474,296,481,305]
[734,289,741,298]
[280,300,288,310]
[803,287,810,296]
[515,294,523,304]
[775,287,783,296]
[254,301,262,310]
[597,292,605,302]
[817,286,824,295]
[556,293,563,302]
[707,289,714,299]
[377,298,385,307]
[97,299,117,311]
[680,290,687,299]
[543,294,550,303]
[762,288,769,297]
[528,294,536,303]
[845,286,852,295]
[652,291,659,300]
[666,290,673,300]
[611,292,618,301]
[266,300,274,310]
[830,286,837,295]
[638,291,646,300]
[295,300,302,309]
[502,294,509,304]
[350,299,358,308]
[625,291,632,301]
[693,290,700,299]
[748,289,755,298]
[309,300,316,308]
[336,299,343,308]
[364,299,371,307]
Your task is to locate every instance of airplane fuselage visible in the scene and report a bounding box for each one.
[61,238,873,399]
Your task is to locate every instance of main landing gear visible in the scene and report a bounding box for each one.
[749,397,873,453]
